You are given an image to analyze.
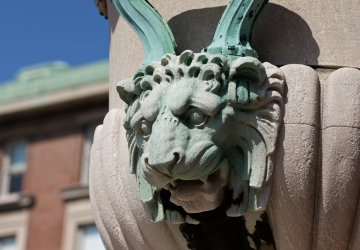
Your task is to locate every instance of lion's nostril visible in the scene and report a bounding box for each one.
[144,157,150,166]
[144,153,180,177]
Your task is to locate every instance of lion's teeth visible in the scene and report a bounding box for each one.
[166,210,185,224]
[185,215,200,225]
[163,183,171,190]
[170,180,178,187]
[200,176,208,183]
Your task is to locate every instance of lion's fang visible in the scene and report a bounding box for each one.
[200,176,208,183]
[170,180,178,187]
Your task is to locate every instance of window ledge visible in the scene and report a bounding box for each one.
[60,185,89,202]
[0,193,34,213]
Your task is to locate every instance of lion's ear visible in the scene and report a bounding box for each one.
[116,78,138,105]
[227,57,266,104]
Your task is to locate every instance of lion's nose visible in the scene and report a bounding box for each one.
[145,152,181,176]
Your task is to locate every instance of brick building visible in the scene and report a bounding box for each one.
[0,61,108,250]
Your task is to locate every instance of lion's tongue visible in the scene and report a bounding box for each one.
[165,159,229,213]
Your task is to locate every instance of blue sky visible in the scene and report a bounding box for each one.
[0,1,109,83]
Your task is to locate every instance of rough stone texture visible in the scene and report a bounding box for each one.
[314,68,360,250]
[268,65,320,250]
[89,109,188,250]
[315,128,360,250]
[253,0,360,68]
[348,198,360,250]
[280,65,320,126]
[315,68,334,86]
[90,124,127,250]
[322,68,360,128]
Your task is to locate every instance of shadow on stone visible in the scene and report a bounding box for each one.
[168,4,319,66]
[168,6,226,54]
[253,3,320,65]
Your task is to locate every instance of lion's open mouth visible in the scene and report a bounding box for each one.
[142,145,234,222]
[162,158,229,214]
[142,144,222,188]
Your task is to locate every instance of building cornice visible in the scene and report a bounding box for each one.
[0,60,109,106]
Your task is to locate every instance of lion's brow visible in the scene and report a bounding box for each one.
[169,92,221,116]
[190,92,221,116]
[168,85,192,115]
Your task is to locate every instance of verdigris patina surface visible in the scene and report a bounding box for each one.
[112,0,284,224]
[117,51,284,223]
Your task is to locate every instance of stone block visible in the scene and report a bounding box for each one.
[322,68,360,128]
[268,65,320,250]
[253,0,360,68]
[89,125,127,250]
[314,127,360,250]
[280,65,320,127]
[314,67,360,249]
[269,124,318,250]
[268,64,319,249]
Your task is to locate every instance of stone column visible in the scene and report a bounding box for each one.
[92,0,360,249]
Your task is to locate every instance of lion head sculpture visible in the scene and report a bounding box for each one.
[117,50,284,223]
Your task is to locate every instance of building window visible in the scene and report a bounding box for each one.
[80,126,96,186]
[1,141,27,196]
[62,199,100,250]
[77,224,104,250]
[0,236,16,250]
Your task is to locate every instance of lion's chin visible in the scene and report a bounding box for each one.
[163,158,229,214]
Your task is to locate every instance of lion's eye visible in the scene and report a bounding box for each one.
[141,120,152,136]
[187,109,207,127]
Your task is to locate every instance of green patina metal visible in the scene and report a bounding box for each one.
[0,60,109,104]
[112,0,266,61]
[112,0,176,67]
[203,0,268,58]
